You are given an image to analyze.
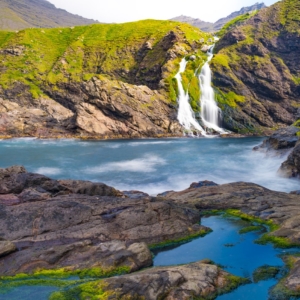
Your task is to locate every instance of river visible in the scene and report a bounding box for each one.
[0,137,298,194]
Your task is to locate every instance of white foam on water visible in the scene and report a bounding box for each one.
[34,167,62,176]
[85,154,166,174]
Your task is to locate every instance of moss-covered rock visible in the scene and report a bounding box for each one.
[253,265,281,283]
[211,0,300,134]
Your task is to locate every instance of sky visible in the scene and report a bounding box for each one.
[47,0,279,24]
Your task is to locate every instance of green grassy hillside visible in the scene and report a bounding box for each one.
[0,19,212,104]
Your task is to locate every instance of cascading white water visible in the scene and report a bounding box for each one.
[199,45,226,134]
[176,58,206,136]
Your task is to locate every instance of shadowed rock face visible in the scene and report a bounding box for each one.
[0,166,205,276]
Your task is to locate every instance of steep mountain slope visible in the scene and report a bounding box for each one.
[211,0,300,134]
[0,20,212,138]
[171,3,266,32]
[0,0,98,30]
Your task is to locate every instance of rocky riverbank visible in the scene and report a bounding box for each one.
[1,166,300,298]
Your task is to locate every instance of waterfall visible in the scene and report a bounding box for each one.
[199,45,226,134]
[176,58,206,136]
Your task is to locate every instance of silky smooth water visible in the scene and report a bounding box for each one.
[154,215,299,300]
[0,137,298,194]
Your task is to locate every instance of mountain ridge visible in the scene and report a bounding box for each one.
[0,0,99,31]
[171,2,266,32]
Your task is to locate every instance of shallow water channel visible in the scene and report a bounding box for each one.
[1,215,299,300]
[154,215,299,300]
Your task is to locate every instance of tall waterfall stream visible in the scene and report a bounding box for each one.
[176,43,226,136]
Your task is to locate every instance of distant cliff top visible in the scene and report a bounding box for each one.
[0,0,99,31]
[171,2,266,32]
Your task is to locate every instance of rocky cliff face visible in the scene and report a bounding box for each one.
[211,0,300,134]
[0,20,212,138]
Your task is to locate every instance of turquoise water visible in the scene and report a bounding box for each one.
[0,137,298,194]
[154,215,299,300]
[0,286,57,300]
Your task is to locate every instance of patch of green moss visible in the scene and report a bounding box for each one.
[49,280,113,300]
[196,274,250,300]
[215,90,245,108]
[0,265,131,282]
[255,235,297,249]
[239,225,263,234]
[253,265,281,283]
[225,209,279,231]
[270,255,300,299]
[211,54,230,69]
[149,228,212,250]
[225,209,299,248]
[292,117,300,125]
[279,0,300,34]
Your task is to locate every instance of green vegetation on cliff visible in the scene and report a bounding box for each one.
[209,0,300,133]
[0,20,212,104]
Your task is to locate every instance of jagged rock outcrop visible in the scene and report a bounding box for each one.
[170,3,266,32]
[211,0,300,134]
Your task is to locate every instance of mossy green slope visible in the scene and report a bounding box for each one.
[210,0,300,134]
[0,19,211,102]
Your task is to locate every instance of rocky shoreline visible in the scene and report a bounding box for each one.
[0,164,299,299]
